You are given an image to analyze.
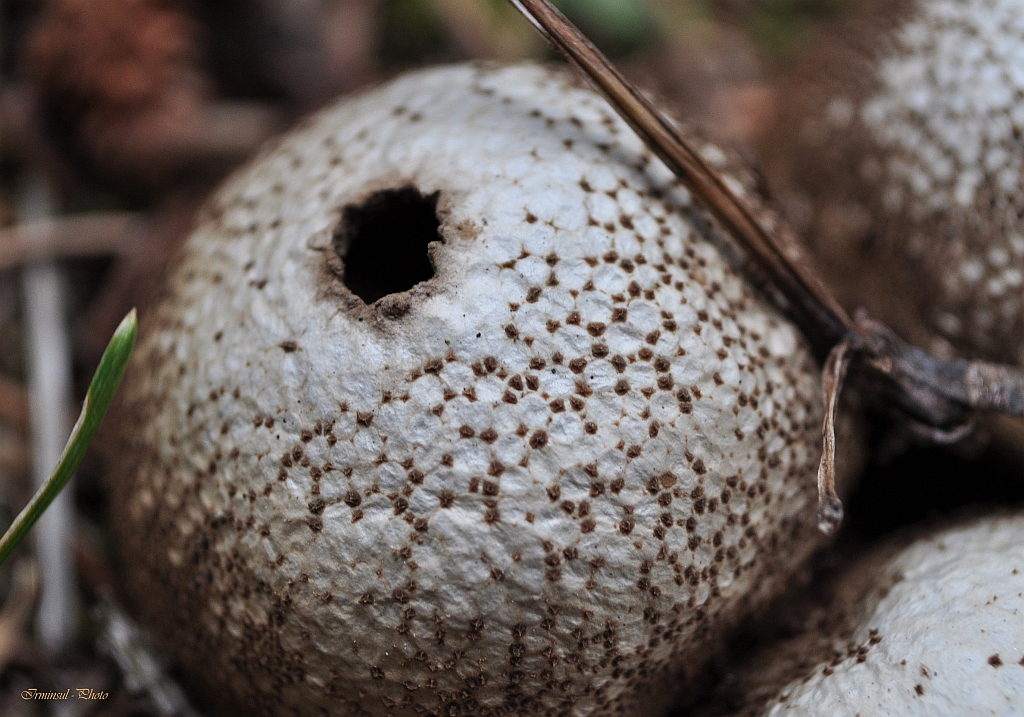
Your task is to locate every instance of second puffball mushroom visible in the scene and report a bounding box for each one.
[703,514,1024,716]
[761,0,1024,364]
[108,64,839,716]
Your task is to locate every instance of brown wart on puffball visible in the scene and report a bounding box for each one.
[761,0,1024,365]
[702,514,1024,716]
[107,64,845,717]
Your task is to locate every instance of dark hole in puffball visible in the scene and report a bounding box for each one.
[335,186,441,303]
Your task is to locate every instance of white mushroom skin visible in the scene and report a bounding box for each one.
[753,515,1024,716]
[761,0,1024,363]
[108,64,828,716]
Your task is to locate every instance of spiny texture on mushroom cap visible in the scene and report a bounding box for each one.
[108,64,828,717]
[761,0,1024,364]
[728,515,1024,716]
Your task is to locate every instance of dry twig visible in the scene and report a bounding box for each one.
[94,592,203,717]
[18,174,75,651]
[0,212,146,274]
[817,339,852,533]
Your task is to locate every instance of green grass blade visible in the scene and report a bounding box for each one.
[0,309,137,566]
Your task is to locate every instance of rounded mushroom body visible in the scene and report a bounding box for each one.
[109,64,828,716]
[732,515,1024,716]
[762,0,1024,363]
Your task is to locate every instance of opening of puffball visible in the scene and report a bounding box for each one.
[334,186,442,303]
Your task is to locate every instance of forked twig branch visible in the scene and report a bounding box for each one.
[508,0,1024,533]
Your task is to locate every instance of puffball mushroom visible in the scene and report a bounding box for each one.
[108,64,837,716]
[710,514,1024,716]
[760,0,1024,364]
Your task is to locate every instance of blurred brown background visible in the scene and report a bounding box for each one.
[2,1,1021,715]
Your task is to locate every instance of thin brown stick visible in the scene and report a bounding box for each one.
[817,340,851,535]
[94,591,204,717]
[0,212,145,273]
[851,315,1024,425]
[509,0,852,357]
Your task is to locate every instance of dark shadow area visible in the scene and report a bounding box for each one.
[334,186,441,304]
[670,416,1024,716]
[843,419,1024,542]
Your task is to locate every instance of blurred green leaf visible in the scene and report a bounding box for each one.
[380,0,457,65]
[0,309,137,567]
[554,0,655,55]
[743,0,847,57]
